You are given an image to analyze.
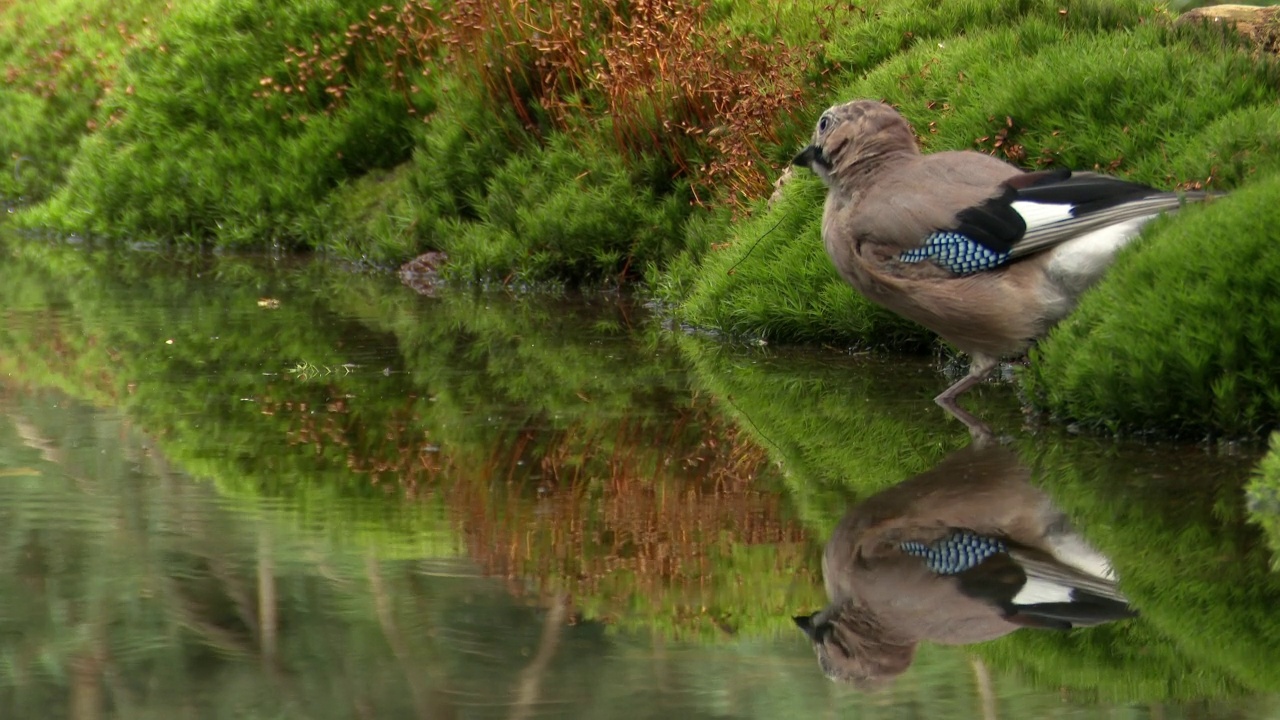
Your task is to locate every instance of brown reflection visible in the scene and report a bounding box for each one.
[447,408,814,631]
[794,441,1136,689]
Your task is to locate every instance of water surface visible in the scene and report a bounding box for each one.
[0,244,1277,718]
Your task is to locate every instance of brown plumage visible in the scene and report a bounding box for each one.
[794,441,1135,689]
[793,100,1210,435]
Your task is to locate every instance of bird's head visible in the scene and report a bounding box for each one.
[792,100,918,189]
[793,606,917,690]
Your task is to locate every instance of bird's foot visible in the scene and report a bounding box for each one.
[934,392,995,442]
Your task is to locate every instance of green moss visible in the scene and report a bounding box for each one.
[7,0,1280,435]
[433,133,692,285]
[1025,174,1280,436]
[666,175,930,347]
[13,0,425,247]
[304,165,419,265]
[6,0,814,281]
[0,0,178,200]
[1247,432,1280,569]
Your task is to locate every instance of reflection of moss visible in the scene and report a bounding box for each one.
[976,438,1277,700]
[1247,432,1280,570]
[667,336,1280,699]
[674,332,1029,529]
[0,245,819,640]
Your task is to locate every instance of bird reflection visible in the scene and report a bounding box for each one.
[794,441,1136,689]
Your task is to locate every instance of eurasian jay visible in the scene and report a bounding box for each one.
[792,99,1210,435]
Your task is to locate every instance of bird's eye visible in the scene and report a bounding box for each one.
[818,115,831,134]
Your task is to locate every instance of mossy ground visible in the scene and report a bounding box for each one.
[1025,176,1280,436]
[4,0,813,277]
[4,0,1280,432]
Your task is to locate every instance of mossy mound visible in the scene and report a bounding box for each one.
[1025,174,1280,436]
[13,0,423,250]
[8,0,1280,434]
[5,0,813,279]
[0,0,175,200]
[661,174,930,347]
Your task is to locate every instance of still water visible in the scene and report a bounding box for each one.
[0,245,1277,718]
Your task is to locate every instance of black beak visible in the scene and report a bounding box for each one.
[792,145,821,170]
[793,613,817,639]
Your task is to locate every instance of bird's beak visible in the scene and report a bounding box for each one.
[792,145,821,169]
[793,613,817,640]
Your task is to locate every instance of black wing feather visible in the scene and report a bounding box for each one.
[943,169,1073,254]
[951,185,1026,254]
[1005,597,1137,628]
[942,169,1164,257]
[1013,172,1160,217]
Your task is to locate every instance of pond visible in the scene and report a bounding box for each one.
[0,242,1277,719]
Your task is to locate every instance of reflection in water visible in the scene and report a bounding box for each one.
[1,244,1279,717]
[796,441,1136,689]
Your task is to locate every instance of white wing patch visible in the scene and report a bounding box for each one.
[1013,578,1074,606]
[1042,532,1118,582]
[1011,200,1075,231]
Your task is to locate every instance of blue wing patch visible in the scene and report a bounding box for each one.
[899,231,1012,274]
[901,530,1007,574]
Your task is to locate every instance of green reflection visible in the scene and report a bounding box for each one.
[1004,435,1279,698]
[8,389,1266,718]
[1,238,1278,716]
[0,241,818,640]
[674,332,1025,529]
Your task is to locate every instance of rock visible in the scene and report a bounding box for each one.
[1176,4,1280,54]
[399,251,449,295]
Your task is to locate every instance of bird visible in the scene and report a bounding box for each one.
[791,99,1211,436]
[793,441,1135,689]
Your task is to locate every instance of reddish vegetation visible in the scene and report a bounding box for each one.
[258,0,820,209]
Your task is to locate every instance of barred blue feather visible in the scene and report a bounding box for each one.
[898,231,1012,274]
[900,530,1007,574]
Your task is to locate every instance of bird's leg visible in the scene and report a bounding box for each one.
[934,356,999,440]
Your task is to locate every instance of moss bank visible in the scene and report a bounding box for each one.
[669,2,1280,345]
[1025,175,1280,436]
[5,0,815,279]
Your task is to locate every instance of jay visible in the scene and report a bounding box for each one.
[793,100,1210,435]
